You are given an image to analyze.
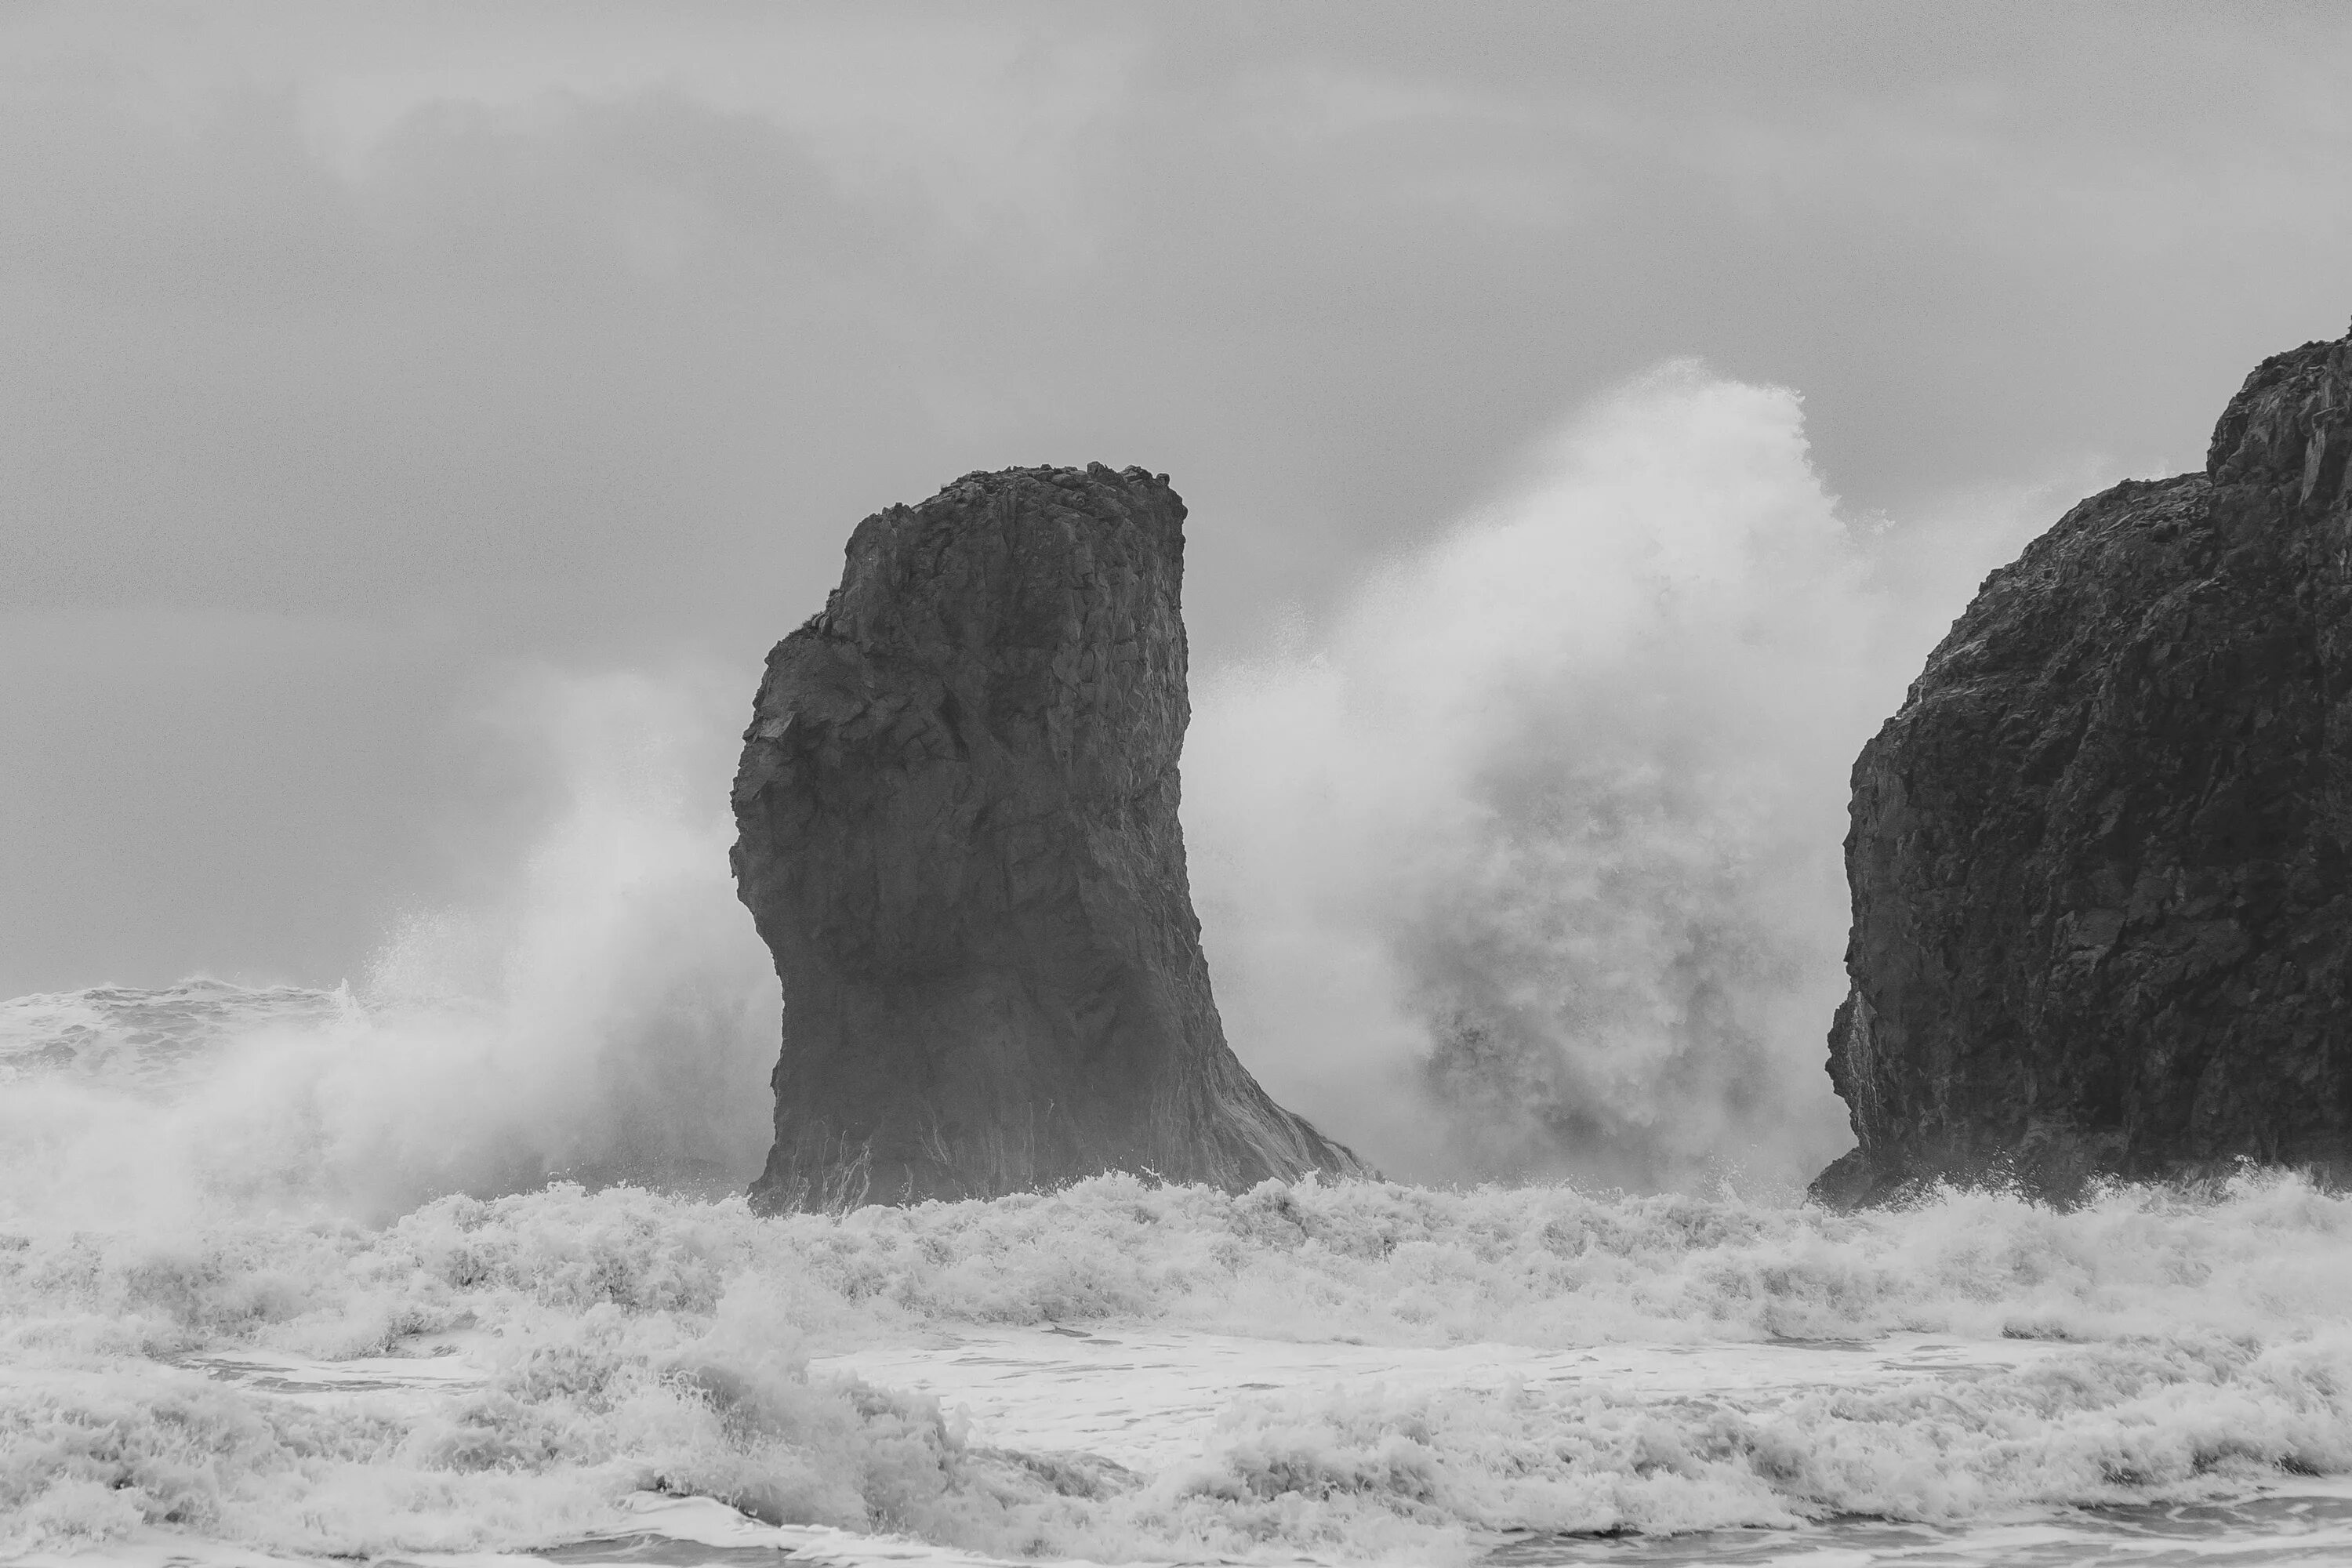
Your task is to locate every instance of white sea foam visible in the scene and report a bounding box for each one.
[8,1161,2352,1564]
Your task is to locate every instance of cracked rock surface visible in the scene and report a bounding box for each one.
[732,463,1366,1208]
[1817,327,2352,1204]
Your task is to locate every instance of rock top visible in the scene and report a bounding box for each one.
[732,463,1367,1208]
[1817,325,2352,1205]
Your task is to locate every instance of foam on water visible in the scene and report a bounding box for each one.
[8,1058,2352,1566]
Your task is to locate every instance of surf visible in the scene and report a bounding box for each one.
[9,989,2352,1565]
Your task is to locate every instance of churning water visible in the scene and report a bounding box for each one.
[0,370,2310,1564]
[8,982,2352,1568]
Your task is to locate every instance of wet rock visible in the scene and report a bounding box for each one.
[732,463,1367,1207]
[1817,325,2352,1204]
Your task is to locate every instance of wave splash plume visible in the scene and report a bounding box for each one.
[0,669,781,1231]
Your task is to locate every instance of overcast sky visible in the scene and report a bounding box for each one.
[5,1,2350,1000]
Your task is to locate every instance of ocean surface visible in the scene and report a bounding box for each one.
[8,982,2352,1567]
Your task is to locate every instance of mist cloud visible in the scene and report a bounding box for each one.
[1187,365,2039,1190]
[0,666,777,1229]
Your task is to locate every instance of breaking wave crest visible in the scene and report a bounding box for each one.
[7,1172,2352,1562]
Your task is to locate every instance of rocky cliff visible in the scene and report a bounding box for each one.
[1816,326,2352,1205]
[731,463,1367,1208]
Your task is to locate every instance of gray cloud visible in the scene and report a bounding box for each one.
[4,1,2349,1005]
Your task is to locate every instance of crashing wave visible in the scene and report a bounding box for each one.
[7,1171,2352,1563]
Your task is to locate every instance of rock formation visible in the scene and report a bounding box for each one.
[1816,325,2352,1205]
[732,463,1367,1209]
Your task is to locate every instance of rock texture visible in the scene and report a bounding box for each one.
[732,463,1367,1209]
[1816,326,2352,1205]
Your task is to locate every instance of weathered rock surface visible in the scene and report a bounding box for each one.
[1816,326,2352,1205]
[732,463,1367,1208]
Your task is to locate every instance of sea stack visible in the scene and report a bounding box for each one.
[731,463,1367,1209]
[1816,325,2352,1205]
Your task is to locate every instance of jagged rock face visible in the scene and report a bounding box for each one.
[1817,328,2352,1205]
[731,463,1367,1208]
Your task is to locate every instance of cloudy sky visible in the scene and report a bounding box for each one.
[5,1,2350,1003]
